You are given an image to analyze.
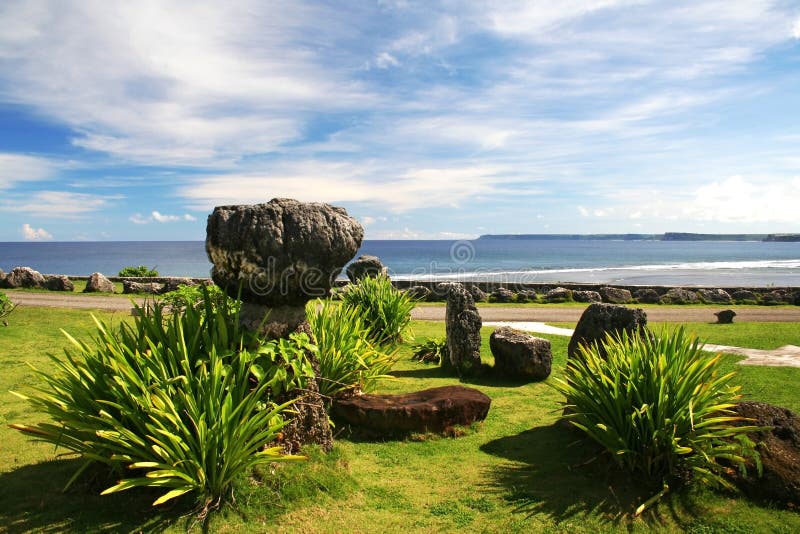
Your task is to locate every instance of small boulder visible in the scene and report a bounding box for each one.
[346,255,388,283]
[445,284,483,376]
[515,289,537,303]
[568,303,649,360]
[660,287,699,304]
[715,309,736,324]
[794,291,800,306]
[159,278,197,294]
[122,280,163,295]
[633,288,661,304]
[5,267,45,289]
[45,275,74,292]
[468,285,488,302]
[489,287,515,303]
[731,402,800,506]
[332,385,491,435]
[490,327,552,381]
[544,287,571,303]
[698,288,733,304]
[573,290,602,303]
[0,269,5,287]
[762,290,789,305]
[600,286,632,304]
[732,289,758,303]
[84,272,115,293]
[405,285,432,301]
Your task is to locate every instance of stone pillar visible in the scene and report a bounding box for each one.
[205,198,364,452]
[445,283,483,376]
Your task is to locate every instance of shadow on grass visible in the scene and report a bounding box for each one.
[391,366,539,388]
[480,422,706,530]
[0,458,189,533]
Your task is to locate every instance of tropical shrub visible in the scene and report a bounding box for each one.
[118,265,159,277]
[411,337,447,364]
[0,290,15,326]
[340,275,415,346]
[11,294,313,511]
[307,299,397,399]
[161,283,237,314]
[553,328,760,513]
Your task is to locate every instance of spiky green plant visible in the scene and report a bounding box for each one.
[306,299,397,399]
[160,283,237,314]
[0,290,16,326]
[411,337,447,364]
[340,275,415,346]
[553,327,761,514]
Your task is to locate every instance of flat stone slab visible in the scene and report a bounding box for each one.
[332,385,491,434]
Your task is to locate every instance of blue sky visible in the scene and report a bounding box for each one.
[1,1,799,241]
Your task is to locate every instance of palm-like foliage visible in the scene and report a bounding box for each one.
[0,290,16,326]
[340,275,415,346]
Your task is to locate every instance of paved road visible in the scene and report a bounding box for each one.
[8,292,800,322]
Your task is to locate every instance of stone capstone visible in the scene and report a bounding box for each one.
[84,272,115,293]
[489,327,552,381]
[45,275,74,292]
[633,288,661,304]
[731,402,800,506]
[544,287,572,303]
[600,286,632,304]
[698,288,733,304]
[660,287,699,304]
[715,309,736,324]
[573,290,602,303]
[331,385,491,435]
[445,283,483,376]
[122,280,163,295]
[568,303,650,360]
[5,267,45,289]
[205,199,363,306]
[346,255,388,283]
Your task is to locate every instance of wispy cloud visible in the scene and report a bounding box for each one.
[130,211,197,224]
[21,223,52,240]
[0,153,55,189]
[5,191,121,218]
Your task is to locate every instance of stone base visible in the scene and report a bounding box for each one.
[239,303,307,341]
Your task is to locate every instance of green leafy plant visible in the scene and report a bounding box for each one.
[411,337,447,364]
[161,283,238,314]
[0,290,16,326]
[553,327,761,514]
[10,291,313,512]
[306,299,397,399]
[340,275,415,346]
[118,265,159,277]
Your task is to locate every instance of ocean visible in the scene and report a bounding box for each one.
[1,240,799,287]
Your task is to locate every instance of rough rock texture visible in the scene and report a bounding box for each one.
[568,303,650,360]
[84,272,115,293]
[122,280,163,295]
[331,385,491,435]
[660,287,699,304]
[715,309,736,324]
[600,286,632,304]
[205,199,363,306]
[573,290,602,303]
[45,275,74,292]
[405,285,432,301]
[698,288,733,304]
[159,278,198,294]
[733,289,758,303]
[0,269,5,287]
[515,289,538,303]
[445,284,483,376]
[544,287,572,303]
[433,282,460,301]
[634,288,661,304]
[346,255,388,283]
[490,327,552,381]
[5,267,45,289]
[762,290,790,305]
[731,402,800,506]
[794,291,800,306]
[468,285,488,302]
[489,287,515,303]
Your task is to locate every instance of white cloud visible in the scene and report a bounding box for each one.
[5,191,120,218]
[793,17,800,39]
[0,153,55,189]
[21,223,52,240]
[130,211,198,224]
[685,175,800,223]
[374,52,399,69]
[577,206,589,217]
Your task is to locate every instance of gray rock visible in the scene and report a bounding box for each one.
[489,287,515,303]
[600,286,632,304]
[0,269,5,287]
[715,309,736,324]
[122,280,163,295]
[159,278,197,294]
[573,290,602,303]
[698,288,732,304]
[762,290,789,305]
[445,283,483,376]
[794,291,800,306]
[434,282,461,300]
[660,287,699,304]
[84,272,115,293]
[206,199,363,306]
[490,327,552,381]
[732,289,758,303]
[45,275,74,292]
[633,288,661,304]
[544,287,572,303]
[468,285,488,302]
[515,289,538,303]
[346,255,388,283]
[5,267,45,289]
[405,285,432,301]
[568,303,650,360]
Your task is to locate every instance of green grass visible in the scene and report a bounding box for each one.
[1,309,800,532]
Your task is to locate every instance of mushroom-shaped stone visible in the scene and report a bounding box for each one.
[490,327,552,381]
[206,199,363,306]
[715,309,736,324]
[568,303,649,360]
[84,272,115,293]
[346,255,388,283]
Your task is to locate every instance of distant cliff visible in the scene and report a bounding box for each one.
[764,234,800,242]
[661,232,766,242]
[478,233,797,242]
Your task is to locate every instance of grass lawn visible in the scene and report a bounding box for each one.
[1,308,799,532]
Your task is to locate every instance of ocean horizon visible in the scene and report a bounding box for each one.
[1,239,799,287]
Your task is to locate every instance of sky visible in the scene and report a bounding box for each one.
[1,0,799,241]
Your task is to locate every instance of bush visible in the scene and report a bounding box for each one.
[341,275,415,346]
[306,299,397,399]
[118,265,159,277]
[411,337,447,364]
[11,293,312,511]
[0,290,16,326]
[161,283,237,314]
[553,328,760,513]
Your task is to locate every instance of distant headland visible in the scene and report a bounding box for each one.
[478,233,800,242]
